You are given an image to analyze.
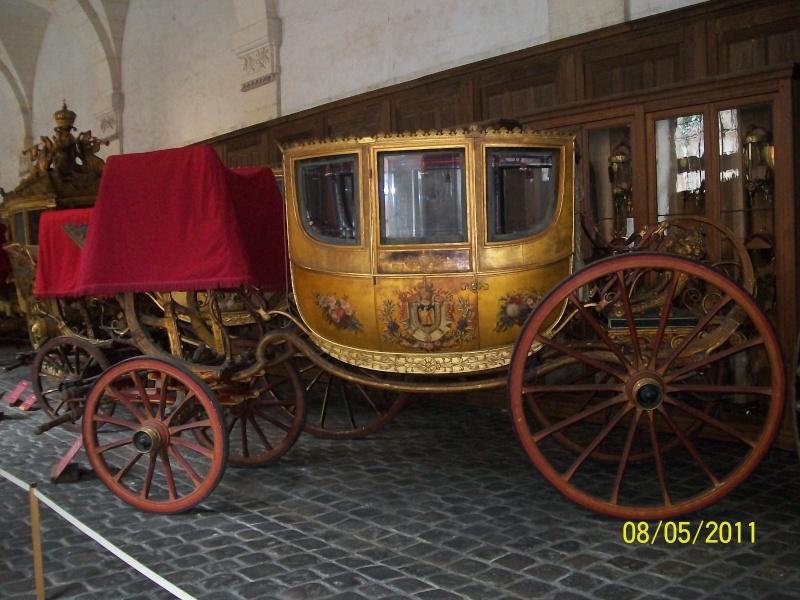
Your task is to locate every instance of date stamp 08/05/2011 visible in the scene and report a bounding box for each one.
[622,521,756,545]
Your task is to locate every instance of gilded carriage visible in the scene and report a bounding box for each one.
[0,115,789,520]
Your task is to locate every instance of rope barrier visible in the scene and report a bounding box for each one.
[0,466,197,600]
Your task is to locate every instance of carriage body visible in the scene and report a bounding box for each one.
[283,127,575,374]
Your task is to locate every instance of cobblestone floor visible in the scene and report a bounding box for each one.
[1,342,799,600]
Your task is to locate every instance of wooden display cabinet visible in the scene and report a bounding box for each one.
[527,66,799,448]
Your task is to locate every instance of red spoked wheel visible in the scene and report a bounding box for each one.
[82,356,228,514]
[508,252,784,520]
[215,360,306,467]
[297,356,408,439]
[32,336,110,432]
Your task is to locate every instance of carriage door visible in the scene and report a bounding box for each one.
[373,145,480,355]
[475,143,575,350]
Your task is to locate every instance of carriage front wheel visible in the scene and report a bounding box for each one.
[82,356,228,513]
[508,252,784,520]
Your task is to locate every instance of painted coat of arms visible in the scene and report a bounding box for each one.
[380,279,475,351]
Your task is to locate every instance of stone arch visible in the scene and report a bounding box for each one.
[48,0,128,146]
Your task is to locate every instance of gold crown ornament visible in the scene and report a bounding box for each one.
[54,100,77,131]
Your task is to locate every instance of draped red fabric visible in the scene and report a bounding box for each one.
[34,207,93,298]
[74,146,287,296]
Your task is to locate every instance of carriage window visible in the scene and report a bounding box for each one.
[296,154,359,245]
[379,149,466,244]
[487,148,559,242]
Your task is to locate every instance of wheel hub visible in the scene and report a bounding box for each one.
[630,374,664,410]
[132,424,164,454]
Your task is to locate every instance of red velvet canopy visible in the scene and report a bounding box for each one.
[73,146,286,296]
[34,208,93,298]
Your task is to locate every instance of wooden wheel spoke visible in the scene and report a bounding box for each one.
[92,414,139,430]
[612,270,646,367]
[647,412,672,505]
[662,394,757,447]
[141,452,158,499]
[112,452,143,482]
[97,436,134,454]
[530,393,626,443]
[252,407,291,432]
[167,446,204,487]
[661,294,734,372]
[156,372,170,419]
[564,293,634,369]
[665,336,765,382]
[656,405,721,486]
[563,403,633,480]
[246,413,274,450]
[522,382,621,395]
[170,435,216,458]
[152,448,177,500]
[133,372,156,419]
[534,334,626,380]
[610,408,643,504]
[104,381,147,423]
[163,391,198,427]
[647,272,681,370]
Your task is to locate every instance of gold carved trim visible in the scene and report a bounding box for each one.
[308,330,513,374]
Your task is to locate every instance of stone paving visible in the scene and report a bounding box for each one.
[1,342,799,600]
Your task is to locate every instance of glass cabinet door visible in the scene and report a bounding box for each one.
[586,126,634,242]
[717,103,774,241]
[654,113,706,220]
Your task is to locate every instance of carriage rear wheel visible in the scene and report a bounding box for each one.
[32,335,110,431]
[297,356,409,439]
[210,360,306,467]
[508,252,784,520]
[82,356,228,514]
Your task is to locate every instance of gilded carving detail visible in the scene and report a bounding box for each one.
[312,332,512,374]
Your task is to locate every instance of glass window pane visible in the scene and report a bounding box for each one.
[487,147,559,242]
[379,149,466,244]
[13,212,26,244]
[655,114,705,218]
[718,104,773,240]
[295,154,359,245]
[28,210,44,245]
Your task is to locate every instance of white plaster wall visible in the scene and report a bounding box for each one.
[0,80,25,194]
[278,0,550,116]
[627,0,709,20]
[122,0,244,152]
[0,0,714,186]
[32,12,99,147]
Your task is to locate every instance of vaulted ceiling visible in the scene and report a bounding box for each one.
[0,0,129,144]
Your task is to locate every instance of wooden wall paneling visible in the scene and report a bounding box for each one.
[265,115,325,164]
[582,28,689,100]
[323,99,391,139]
[475,59,560,121]
[391,80,473,131]
[219,131,268,168]
[710,2,800,74]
